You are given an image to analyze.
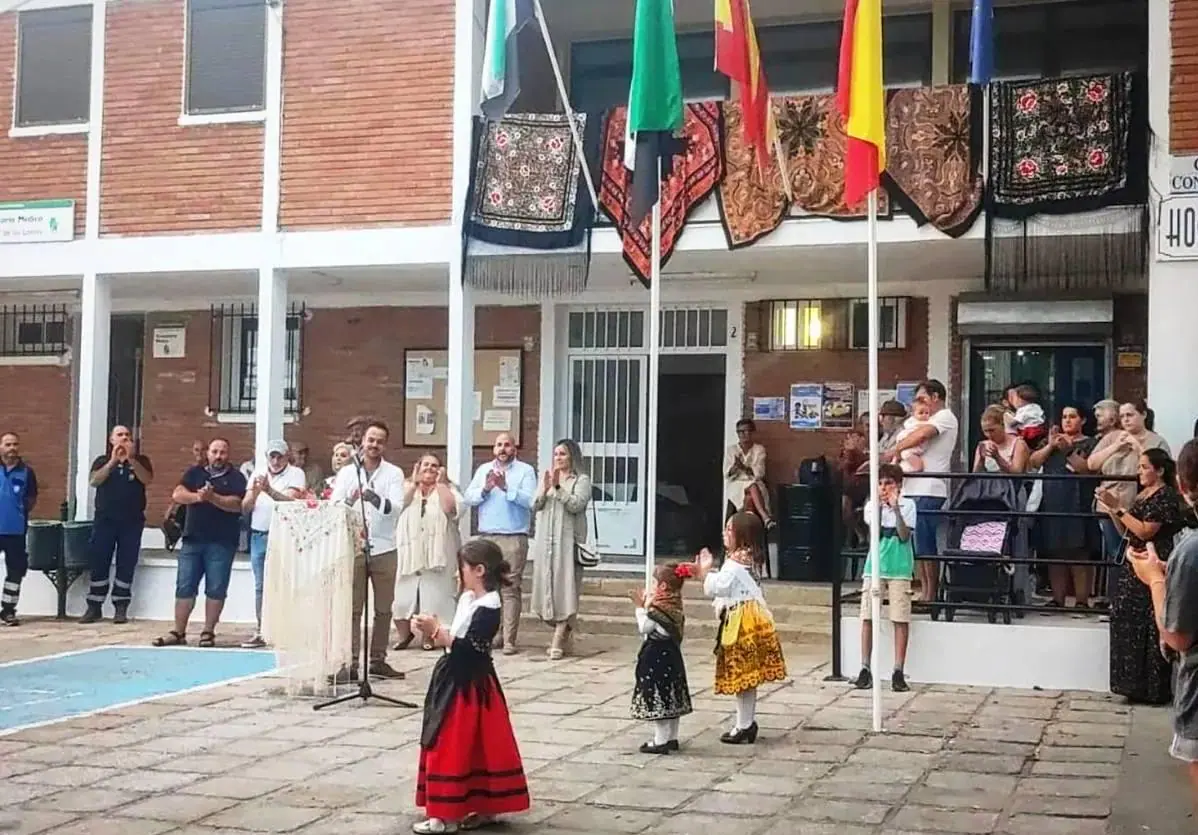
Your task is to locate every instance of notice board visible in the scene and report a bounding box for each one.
[403,348,523,448]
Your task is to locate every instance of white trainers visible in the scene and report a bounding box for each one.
[240,633,266,649]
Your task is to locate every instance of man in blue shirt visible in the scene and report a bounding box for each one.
[0,432,38,626]
[152,438,246,648]
[82,425,154,625]
[463,432,536,654]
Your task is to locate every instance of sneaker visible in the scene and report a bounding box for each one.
[853,667,872,690]
[368,661,405,680]
[79,603,103,624]
[892,669,910,693]
[0,608,18,627]
[241,633,266,649]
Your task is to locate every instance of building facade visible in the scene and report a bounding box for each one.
[0,0,1178,572]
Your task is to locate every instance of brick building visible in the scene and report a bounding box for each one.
[0,0,1177,609]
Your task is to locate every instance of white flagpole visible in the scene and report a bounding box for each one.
[866,188,883,734]
[644,157,663,591]
[533,0,601,211]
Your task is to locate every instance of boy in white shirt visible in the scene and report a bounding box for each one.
[855,464,918,693]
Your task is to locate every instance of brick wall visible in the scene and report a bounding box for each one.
[1112,293,1148,403]
[0,15,88,237]
[0,364,72,519]
[278,0,454,229]
[137,305,541,521]
[741,298,930,486]
[1174,0,1198,153]
[100,0,262,234]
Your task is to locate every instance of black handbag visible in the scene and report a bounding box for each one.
[574,487,601,569]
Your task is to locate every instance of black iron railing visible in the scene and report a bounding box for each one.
[209,302,304,415]
[0,303,69,356]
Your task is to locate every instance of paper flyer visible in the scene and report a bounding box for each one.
[789,383,823,430]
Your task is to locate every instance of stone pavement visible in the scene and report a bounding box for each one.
[0,619,1146,834]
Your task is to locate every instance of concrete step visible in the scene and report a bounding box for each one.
[567,594,831,627]
[515,610,831,643]
[568,574,833,608]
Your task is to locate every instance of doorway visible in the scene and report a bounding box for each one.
[655,353,726,557]
[108,315,146,442]
[966,342,1108,452]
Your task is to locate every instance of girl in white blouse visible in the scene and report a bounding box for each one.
[695,512,787,745]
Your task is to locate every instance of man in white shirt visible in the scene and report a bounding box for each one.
[330,421,405,681]
[240,440,305,648]
[462,433,537,654]
[885,379,958,603]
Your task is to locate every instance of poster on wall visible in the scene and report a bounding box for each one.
[857,388,898,420]
[896,382,920,408]
[752,396,787,422]
[822,382,855,429]
[789,383,823,430]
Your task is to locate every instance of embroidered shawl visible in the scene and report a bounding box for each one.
[647,591,685,643]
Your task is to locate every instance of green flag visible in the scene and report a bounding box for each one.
[625,0,685,224]
[480,0,536,121]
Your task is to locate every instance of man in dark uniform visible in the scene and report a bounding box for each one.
[0,432,38,626]
[82,425,154,624]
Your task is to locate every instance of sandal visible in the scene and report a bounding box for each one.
[460,814,494,831]
[198,631,216,648]
[394,633,415,652]
[422,642,436,651]
[152,630,187,647]
[412,819,458,834]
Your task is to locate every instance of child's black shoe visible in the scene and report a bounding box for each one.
[892,669,910,692]
[639,741,672,755]
[853,667,872,689]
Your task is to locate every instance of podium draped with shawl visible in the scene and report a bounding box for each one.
[262,501,363,695]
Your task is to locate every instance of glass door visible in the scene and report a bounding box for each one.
[966,343,1107,452]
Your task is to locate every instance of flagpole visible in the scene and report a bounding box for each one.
[644,157,663,591]
[866,188,883,735]
[532,0,601,211]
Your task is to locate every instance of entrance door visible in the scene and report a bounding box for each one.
[108,315,146,441]
[568,355,648,556]
[966,343,1107,451]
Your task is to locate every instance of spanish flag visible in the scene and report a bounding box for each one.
[715,0,776,173]
[836,0,886,208]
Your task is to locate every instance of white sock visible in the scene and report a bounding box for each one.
[666,717,680,742]
[735,689,757,730]
[653,720,671,746]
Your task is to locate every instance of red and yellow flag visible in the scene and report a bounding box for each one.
[836,0,886,208]
[715,0,777,173]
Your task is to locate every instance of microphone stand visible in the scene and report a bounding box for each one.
[315,450,415,711]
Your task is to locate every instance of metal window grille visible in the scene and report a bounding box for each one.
[567,310,646,350]
[768,299,824,350]
[848,297,909,350]
[210,303,303,415]
[0,304,70,356]
[660,307,728,348]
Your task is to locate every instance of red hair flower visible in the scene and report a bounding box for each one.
[674,563,694,580]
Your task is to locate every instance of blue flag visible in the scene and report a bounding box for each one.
[969,0,993,86]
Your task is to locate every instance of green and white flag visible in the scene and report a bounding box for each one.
[480,0,536,121]
[624,0,684,224]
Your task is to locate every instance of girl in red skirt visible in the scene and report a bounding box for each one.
[409,539,529,834]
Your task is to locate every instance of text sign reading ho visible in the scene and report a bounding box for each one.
[1158,195,1198,260]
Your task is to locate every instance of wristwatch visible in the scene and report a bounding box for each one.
[1115,508,1126,518]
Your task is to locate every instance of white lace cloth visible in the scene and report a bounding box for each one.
[262,500,362,695]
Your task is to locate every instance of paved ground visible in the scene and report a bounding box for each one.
[0,618,1181,834]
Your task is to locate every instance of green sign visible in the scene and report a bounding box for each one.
[0,200,76,244]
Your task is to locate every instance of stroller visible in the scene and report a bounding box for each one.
[932,475,1034,625]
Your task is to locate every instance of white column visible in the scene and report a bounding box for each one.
[446,0,486,486]
[74,274,111,519]
[1146,0,1194,450]
[84,0,107,241]
[536,301,558,473]
[925,291,952,391]
[253,269,288,458]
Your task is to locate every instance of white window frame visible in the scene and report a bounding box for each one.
[849,297,909,351]
[179,0,267,126]
[214,312,302,419]
[9,1,92,138]
[769,300,824,351]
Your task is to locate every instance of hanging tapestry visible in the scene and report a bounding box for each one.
[716,95,891,249]
[599,102,724,284]
[884,85,984,239]
[988,72,1145,218]
[464,112,599,296]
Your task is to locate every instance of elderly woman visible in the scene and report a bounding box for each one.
[530,439,593,660]
[392,453,462,651]
[321,442,354,499]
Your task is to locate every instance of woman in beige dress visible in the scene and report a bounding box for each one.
[392,453,463,651]
[530,439,593,660]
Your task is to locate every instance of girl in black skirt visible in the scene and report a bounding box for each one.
[630,562,694,754]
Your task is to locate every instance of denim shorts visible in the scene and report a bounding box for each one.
[912,496,945,557]
[176,540,236,601]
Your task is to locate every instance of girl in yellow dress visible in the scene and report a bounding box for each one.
[695,511,787,744]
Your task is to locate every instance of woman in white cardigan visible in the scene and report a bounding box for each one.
[392,453,463,651]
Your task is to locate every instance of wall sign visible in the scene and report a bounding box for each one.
[0,200,75,244]
[1171,155,1198,195]
[1158,195,1198,260]
[152,326,187,358]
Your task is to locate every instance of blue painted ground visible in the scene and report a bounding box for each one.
[0,646,275,732]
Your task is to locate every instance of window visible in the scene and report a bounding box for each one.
[185,0,267,115]
[849,297,909,350]
[571,33,726,114]
[210,304,302,415]
[567,310,645,350]
[769,300,823,350]
[0,305,69,356]
[950,0,1147,83]
[14,6,92,128]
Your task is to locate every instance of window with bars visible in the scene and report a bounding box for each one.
[0,305,70,356]
[849,297,909,350]
[769,300,824,350]
[210,304,303,415]
[660,308,728,348]
[185,0,266,115]
[767,297,911,351]
[567,310,645,350]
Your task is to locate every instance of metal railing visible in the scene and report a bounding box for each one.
[209,303,304,415]
[0,303,70,357]
[826,468,1142,680]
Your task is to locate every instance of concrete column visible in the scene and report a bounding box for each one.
[446,0,487,487]
[925,290,953,392]
[253,268,288,460]
[536,301,557,474]
[73,273,111,519]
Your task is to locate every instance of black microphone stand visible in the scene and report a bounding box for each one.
[315,450,415,711]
